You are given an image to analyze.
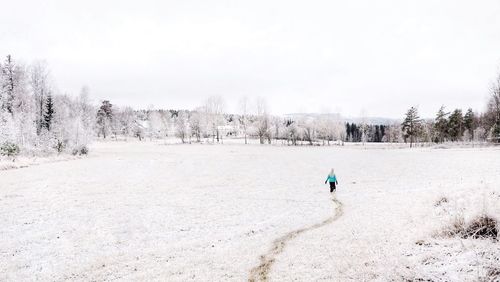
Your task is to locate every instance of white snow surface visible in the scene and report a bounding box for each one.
[0,155,81,171]
[0,141,499,281]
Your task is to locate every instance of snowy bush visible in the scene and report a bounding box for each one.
[396,189,500,281]
[441,215,498,240]
[71,145,89,156]
[55,139,66,153]
[80,145,89,155]
[434,196,448,207]
[0,141,20,158]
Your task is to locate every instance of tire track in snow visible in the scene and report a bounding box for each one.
[248,196,343,282]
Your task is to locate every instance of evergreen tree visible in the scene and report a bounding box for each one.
[354,123,361,142]
[345,123,351,141]
[463,108,475,141]
[96,100,113,139]
[30,61,51,135]
[374,125,381,142]
[43,94,54,131]
[434,105,449,143]
[401,106,422,148]
[1,55,16,114]
[351,123,357,141]
[448,109,464,141]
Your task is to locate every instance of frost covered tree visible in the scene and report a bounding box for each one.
[392,123,403,143]
[203,96,225,143]
[322,118,344,145]
[383,123,402,143]
[96,100,113,139]
[316,117,329,145]
[175,111,189,143]
[63,93,93,151]
[75,87,95,146]
[147,107,164,140]
[359,110,369,145]
[50,95,74,152]
[420,120,434,143]
[1,55,18,114]
[116,106,136,140]
[401,106,422,148]
[298,117,316,145]
[284,119,298,145]
[238,96,250,144]
[271,116,284,144]
[0,111,16,144]
[255,97,271,144]
[159,110,171,138]
[189,110,203,142]
[1,55,35,148]
[133,122,145,141]
[29,61,51,135]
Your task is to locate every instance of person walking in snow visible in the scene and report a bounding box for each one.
[325,168,339,193]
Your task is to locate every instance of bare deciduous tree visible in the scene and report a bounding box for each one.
[175,111,189,143]
[238,96,249,144]
[255,97,271,144]
[203,96,225,143]
[29,61,51,135]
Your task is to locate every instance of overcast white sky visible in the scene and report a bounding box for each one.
[1,0,500,118]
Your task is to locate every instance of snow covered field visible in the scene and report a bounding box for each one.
[1,141,499,281]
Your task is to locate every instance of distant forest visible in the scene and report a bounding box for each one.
[1,54,500,159]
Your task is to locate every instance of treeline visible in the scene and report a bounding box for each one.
[345,123,388,142]
[401,76,500,147]
[91,99,347,146]
[54,83,500,148]
[2,54,500,159]
[97,69,499,146]
[0,55,94,159]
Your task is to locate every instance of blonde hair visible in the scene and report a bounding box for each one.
[329,168,335,176]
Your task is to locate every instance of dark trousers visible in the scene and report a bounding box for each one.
[329,182,336,192]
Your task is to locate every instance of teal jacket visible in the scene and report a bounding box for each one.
[325,174,338,184]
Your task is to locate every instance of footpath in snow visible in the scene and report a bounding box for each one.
[249,196,343,282]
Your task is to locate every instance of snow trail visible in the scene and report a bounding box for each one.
[248,196,343,282]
